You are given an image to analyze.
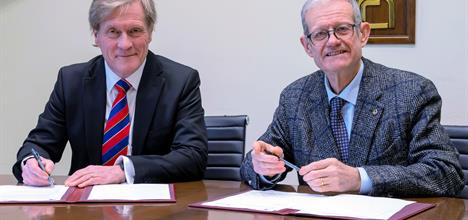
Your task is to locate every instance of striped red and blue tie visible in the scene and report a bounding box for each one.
[102,79,131,166]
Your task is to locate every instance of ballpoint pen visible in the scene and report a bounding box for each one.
[31,148,54,186]
[264,150,300,171]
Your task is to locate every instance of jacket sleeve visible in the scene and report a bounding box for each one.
[364,80,464,197]
[12,69,69,182]
[240,91,293,189]
[130,70,208,183]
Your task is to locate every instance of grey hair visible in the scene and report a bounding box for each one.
[89,0,156,32]
[301,0,362,36]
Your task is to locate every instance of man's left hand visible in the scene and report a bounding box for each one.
[299,158,361,193]
[64,165,125,187]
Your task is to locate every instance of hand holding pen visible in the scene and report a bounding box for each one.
[31,148,54,186]
[264,150,300,171]
[251,141,300,177]
[22,148,55,187]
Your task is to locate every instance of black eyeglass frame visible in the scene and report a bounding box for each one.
[306,23,359,45]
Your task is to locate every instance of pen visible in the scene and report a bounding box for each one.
[31,148,54,186]
[264,150,300,171]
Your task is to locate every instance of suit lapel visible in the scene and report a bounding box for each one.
[83,58,107,165]
[348,59,384,166]
[305,72,341,161]
[132,53,165,155]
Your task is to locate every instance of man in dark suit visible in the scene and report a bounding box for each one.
[240,0,464,196]
[13,0,207,187]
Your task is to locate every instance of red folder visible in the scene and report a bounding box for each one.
[0,184,176,204]
[189,190,435,220]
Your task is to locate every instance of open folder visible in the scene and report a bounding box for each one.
[190,190,434,220]
[0,184,175,203]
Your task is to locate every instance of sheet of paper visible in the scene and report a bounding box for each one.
[0,185,69,202]
[203,190,325,212]
[295,194,414,219]
[87,184,172,201]
[202,190,414,220]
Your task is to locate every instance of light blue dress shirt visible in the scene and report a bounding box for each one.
[324,60,372,194]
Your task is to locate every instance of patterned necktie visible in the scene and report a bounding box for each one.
[102,79,131,166]
[330,97,349,163]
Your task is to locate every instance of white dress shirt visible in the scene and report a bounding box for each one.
[104,59,146,184]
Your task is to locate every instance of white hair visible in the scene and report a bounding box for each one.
[301,0,362,35]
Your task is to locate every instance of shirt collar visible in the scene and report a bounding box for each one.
[324,59,364,105]
[105,59,146,92]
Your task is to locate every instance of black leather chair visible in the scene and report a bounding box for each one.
[444,125,468,199]
[204,115,248,181]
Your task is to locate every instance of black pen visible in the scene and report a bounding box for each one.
[31,148,54,186]
[264,150,300,171]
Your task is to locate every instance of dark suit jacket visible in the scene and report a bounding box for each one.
[13,51,208,183]
[240,58,464,197]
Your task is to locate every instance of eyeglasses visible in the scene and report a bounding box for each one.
[306,23,357,46]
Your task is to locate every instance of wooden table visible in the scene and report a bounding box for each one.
[0,175,466,219]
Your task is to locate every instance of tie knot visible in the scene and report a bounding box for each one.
[330,97,346,113]
[115,79,131,93]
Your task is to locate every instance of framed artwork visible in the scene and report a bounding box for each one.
[358,0,416,44]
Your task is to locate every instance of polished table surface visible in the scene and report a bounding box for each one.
[0,175,466,219]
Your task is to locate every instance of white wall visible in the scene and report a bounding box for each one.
[1,1,467,185]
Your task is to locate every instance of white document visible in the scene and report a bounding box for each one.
[202,190,414,220]
[0,184,172,203]
[0,185,69,202]
[87,184,172,201]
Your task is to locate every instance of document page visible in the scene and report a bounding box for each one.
[202,190,414,220]
[87,184,172,201]
[0,185,69,202]
[204,190,325,212]
[295,194,414,219]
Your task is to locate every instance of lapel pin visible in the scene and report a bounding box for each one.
[372,109,378,115]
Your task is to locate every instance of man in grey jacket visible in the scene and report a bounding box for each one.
[240,0,464,197]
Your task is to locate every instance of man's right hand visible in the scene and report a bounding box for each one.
[22,157,54,186]
[251,141,286,177]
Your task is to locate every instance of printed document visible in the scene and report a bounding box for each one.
[88,184,172,201]
[0,184,173,203]
[202,190,414,219]
[0,185,68,202]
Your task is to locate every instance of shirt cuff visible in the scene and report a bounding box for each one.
[115,156,135,184]
[357,167,372,194]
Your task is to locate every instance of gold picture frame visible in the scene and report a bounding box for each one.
[359,0,416,44]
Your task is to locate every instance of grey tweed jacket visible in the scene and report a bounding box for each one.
[240,58,464,197]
